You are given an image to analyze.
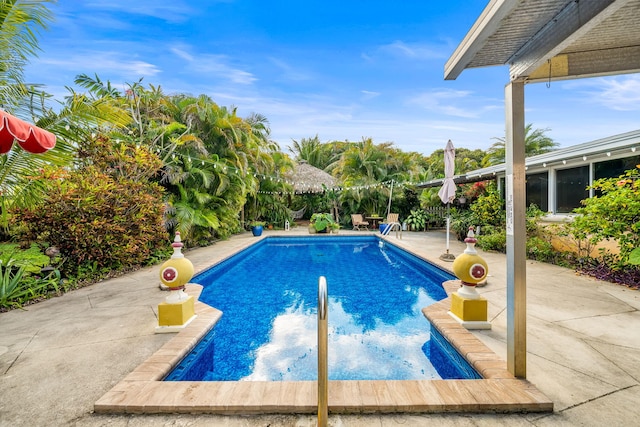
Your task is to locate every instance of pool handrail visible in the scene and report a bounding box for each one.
[381,221,402,239]
[318,276,328,426]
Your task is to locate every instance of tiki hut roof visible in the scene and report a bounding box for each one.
[288,161,337,193]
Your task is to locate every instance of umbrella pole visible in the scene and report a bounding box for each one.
[440,202,456,261]
[446,202,450,252]
[386,180,394,218]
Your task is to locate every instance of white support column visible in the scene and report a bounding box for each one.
[505,80,527,378]
[548,168,556,214]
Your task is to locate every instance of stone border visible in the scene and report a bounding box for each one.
[95,238,553,414]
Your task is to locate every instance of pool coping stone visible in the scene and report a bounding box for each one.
[94,236,553,415]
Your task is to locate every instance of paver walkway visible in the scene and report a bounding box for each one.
[1,229,638,426]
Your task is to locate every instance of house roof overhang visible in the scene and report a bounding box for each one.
[417,129,640,188]
[445,0,640,83]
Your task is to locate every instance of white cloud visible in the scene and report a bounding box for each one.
[564,75,640,111]
[377,40,448,60]
[173,51,257,85]
[406,88,501,119]
[199,88,503,153]
[268,57,312,82]
[361,90,381,100]
[36,51,160,79]
[243,298,440,381]
[170,45,194,62]
[591,76,640,111]
[83,1,196,23]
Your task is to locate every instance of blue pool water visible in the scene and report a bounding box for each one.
[165,236,481,381]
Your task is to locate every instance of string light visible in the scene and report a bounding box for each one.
[161,153,421,195]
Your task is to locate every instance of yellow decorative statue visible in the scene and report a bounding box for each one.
[156,232,196,331]
[159,232,194,304]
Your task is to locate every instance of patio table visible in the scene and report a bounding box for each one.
[366,216,383,230]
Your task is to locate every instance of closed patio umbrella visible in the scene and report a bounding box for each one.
[0,110,57,154]
[438,140,456,261]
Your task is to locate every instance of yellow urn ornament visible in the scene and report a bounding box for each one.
[452,227,488,299]
[159,232,194,304]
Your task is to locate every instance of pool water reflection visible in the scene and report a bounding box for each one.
[166,236,478,381]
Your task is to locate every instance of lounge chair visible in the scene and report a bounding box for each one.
[351,214,369,231]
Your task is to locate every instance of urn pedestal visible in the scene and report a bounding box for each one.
[448,227,491,330]
[156,232,196,333]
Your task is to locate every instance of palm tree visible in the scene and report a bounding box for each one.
[158,95,281,241]
[0,1,99,232]
[0,0,54,113]
[484,124,559,166]
[333,138,423,216]
[289,135,321,165]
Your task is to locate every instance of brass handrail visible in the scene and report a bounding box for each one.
[317,276,328,427]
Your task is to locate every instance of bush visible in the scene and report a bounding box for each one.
[569,165,640,269]
[405,209,430,231]
[0,258,61,310]
[310,213,335,232]
[11,138,169,278]
[526,236,556,263]
[470,185,505,227]
[12,167,168,277]
[0,243,50,273]
[476,226,506,252]
[449,208,475,241]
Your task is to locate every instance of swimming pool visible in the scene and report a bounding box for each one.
[166,236,480,381]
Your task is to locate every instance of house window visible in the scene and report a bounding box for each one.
[556,166,589,213]
[525,172,548,212]
[594,156,640,179]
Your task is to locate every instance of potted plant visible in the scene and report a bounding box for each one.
[405,209,429,231]
[309,213,335,234]
[249,221,265,236]
[330,222,340,234]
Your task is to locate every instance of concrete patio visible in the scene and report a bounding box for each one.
[1,228,638,426]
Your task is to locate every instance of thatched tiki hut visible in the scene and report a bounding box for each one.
[288,161,337,193]
[287,161,339,221]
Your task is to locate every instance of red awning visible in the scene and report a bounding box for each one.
[0,109,57,154]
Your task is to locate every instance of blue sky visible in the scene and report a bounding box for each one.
[25,0,640,156]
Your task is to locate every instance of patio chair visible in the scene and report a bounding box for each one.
[351,214,369,231]
[381,213,401,235]
[386,213,399,225]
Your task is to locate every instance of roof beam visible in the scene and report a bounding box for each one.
[508,0,632,80]
[526,45,640,82]
[444,0,520,80]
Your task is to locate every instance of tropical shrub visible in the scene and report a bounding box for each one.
[11,138,169,278]
[470,184,505,227]
[476,226,506,252]
[0,258,61,310]
[569,165,640,268]
[0,243,51,273]
[310,213,335,232]
[397,188,419,220]
[449,208,475,240]
[563,165,640,287]
[405,209,429,231]
[474,204,554,255]
[526,236,557,263]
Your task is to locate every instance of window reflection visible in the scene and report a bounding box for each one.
[556,166,589,213]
